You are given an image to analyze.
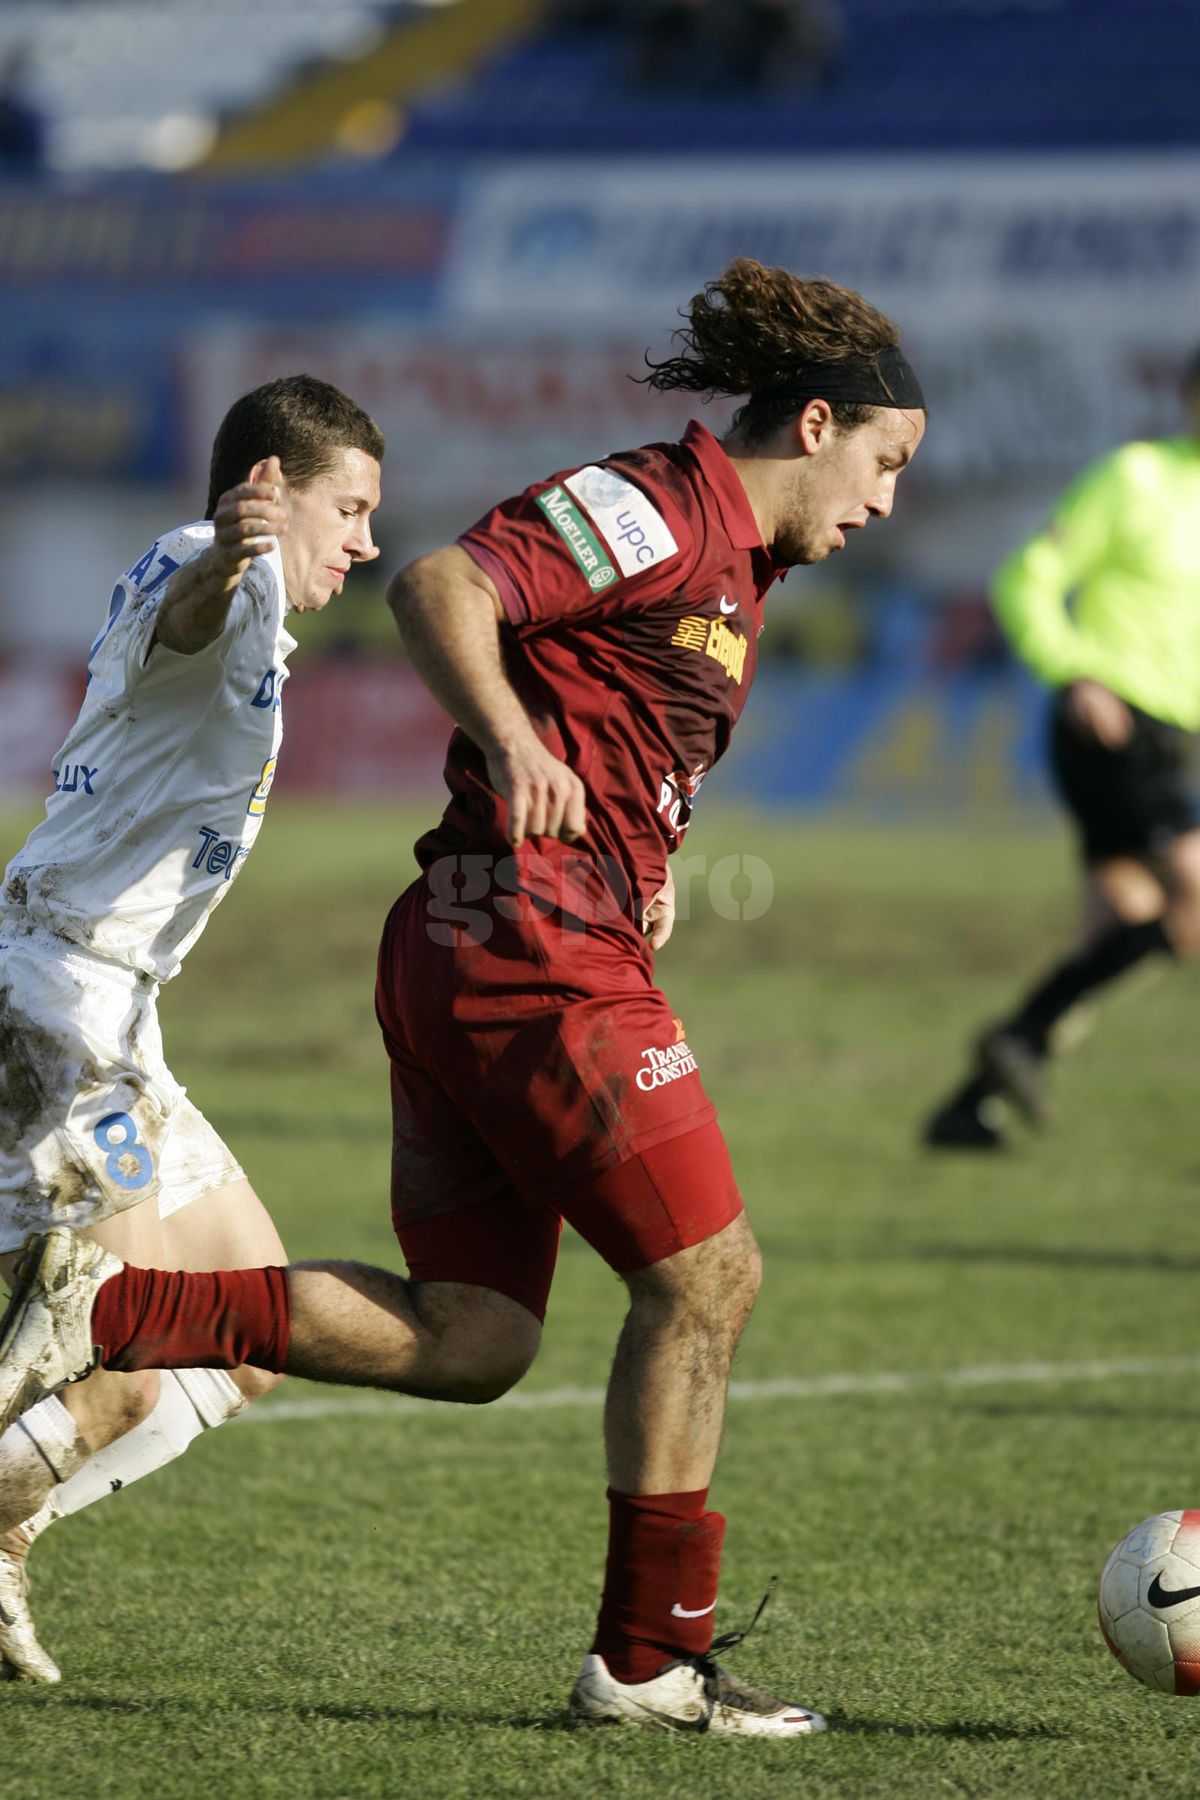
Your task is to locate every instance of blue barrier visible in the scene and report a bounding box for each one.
[716,669,1056,813]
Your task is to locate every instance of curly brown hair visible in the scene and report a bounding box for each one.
[643,258,902,440]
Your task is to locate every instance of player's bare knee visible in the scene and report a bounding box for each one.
[445,1364,527,1406]
[623,1281,750,1364]
[455,1309,542,1401]
[438,1330,540,1404]
[410,1279,542,1402]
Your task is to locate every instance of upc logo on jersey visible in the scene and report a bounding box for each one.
[563,466,679,578]
[671,614,748,683]
[536,486,618,591]
[636,1037,699,1091]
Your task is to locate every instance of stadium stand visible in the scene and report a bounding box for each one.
[201,0,541,169]
[0,1,423,170]
[4,0,1197,174]
[393,0,1200,153]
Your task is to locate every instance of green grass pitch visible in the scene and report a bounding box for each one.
[3,799,1200,1797]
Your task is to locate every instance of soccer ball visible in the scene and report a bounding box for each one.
[1098,1511,1200,1693]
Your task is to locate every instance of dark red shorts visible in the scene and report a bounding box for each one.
[375,868,743,1322]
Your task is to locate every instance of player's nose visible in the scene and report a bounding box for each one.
[348,520,380,561]
[869,479,895,520]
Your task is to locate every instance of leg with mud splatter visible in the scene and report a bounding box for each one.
[0,1179,284,1682]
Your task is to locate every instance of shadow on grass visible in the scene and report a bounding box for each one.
[49,1692,577,1732]
[826,1711,1071,1743]
[50,1692,1073,1742]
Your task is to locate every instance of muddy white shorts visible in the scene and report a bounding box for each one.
[0,921,243,1253]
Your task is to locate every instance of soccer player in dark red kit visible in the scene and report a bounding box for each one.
[0,260,925,1736]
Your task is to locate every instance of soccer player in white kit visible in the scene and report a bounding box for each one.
[0,374,383,1680]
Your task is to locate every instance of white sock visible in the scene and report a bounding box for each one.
[9,1370,247,1548]
[0,1396,89,1535]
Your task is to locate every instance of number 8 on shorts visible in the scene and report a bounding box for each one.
[92,1112,154,1191]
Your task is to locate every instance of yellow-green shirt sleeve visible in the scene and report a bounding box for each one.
[990,451,1126,687]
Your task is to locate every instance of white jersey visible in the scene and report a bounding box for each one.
[2,522,296,982]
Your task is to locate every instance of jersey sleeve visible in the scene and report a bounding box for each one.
[990,450,1126,687]
[458,461,696,630]
[109,525,260,690]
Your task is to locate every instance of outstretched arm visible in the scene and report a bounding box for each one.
[388,546,587,847]
[154,457,288,655]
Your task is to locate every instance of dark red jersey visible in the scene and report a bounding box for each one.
[415,420,786,927]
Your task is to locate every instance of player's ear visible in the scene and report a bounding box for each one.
[248,455,285,492]
[797,399,834,456]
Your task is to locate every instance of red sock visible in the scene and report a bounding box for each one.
[590,1487,726,1684]
[92,1265,291,1374]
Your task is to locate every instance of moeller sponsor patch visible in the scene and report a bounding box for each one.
[536,485,618,590]
[564,465,679,578]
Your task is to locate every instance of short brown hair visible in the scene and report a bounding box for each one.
[205,374,385,517]
[643,257,902,440]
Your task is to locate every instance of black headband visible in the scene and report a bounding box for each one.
[752,344,925,412]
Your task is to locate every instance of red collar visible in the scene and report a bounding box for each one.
[681,420,766,553]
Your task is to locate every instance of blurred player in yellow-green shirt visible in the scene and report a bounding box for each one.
[925,347,1200,1149]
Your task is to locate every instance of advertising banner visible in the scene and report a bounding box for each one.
[445,155,1200,479]
[0,169,460,480]
[0,172,455,296]
[183,325,734,516]
[11,155,1200,485]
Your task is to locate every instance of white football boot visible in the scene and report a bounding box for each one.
[0,1506,60,1683]
[569,1650,827,1737]
[0,1229,123,1433]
